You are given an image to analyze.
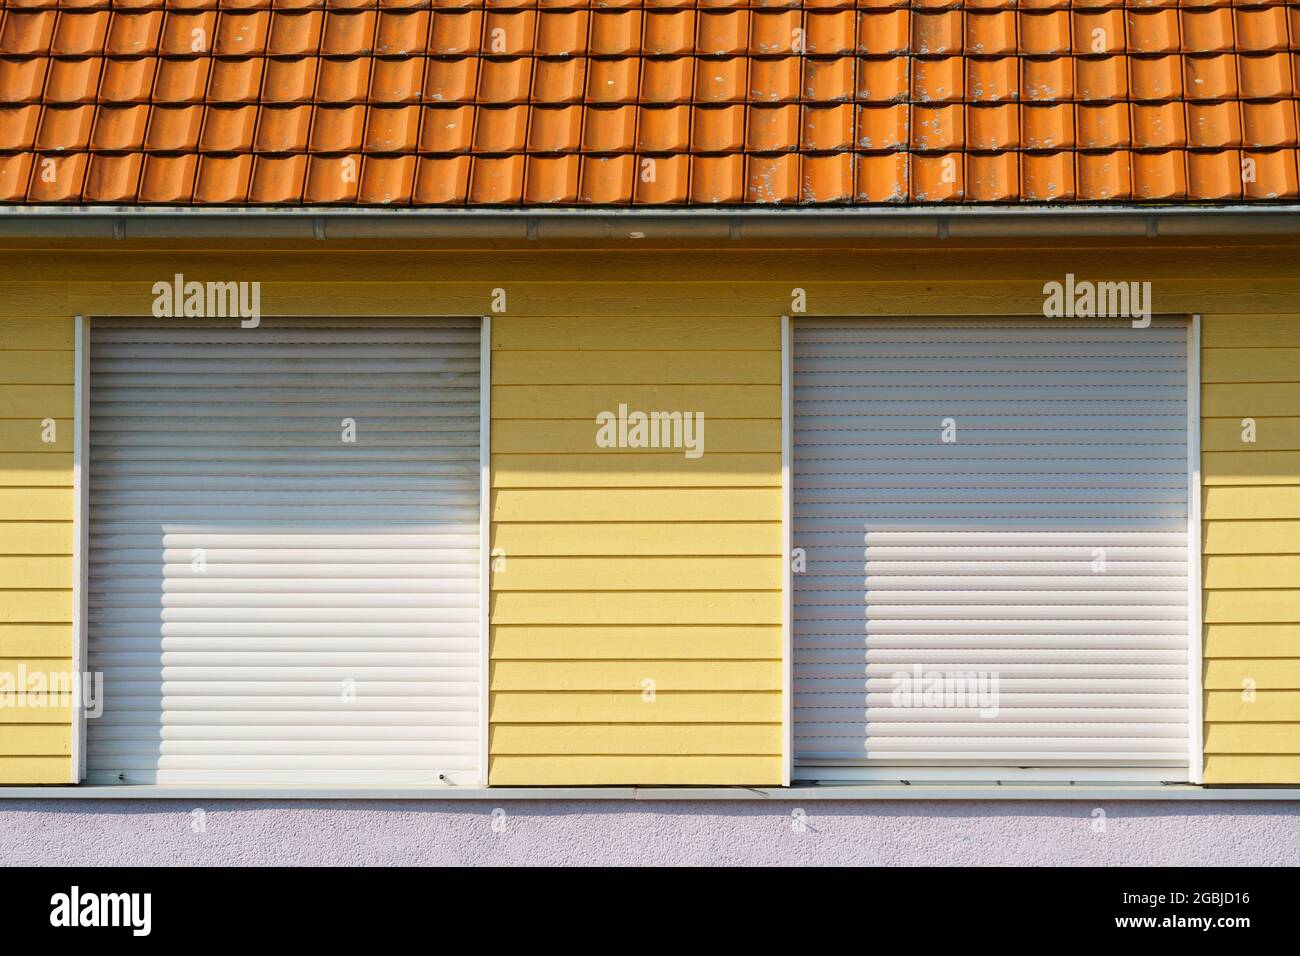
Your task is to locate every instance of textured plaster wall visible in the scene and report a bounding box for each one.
[1,801,1298,866]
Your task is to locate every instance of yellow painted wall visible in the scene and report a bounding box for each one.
[0,317,74,783]
[488,317,783,784]
[0,236,1298,786]
[1202,315,1300,784]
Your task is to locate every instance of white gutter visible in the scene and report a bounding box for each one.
[2,205,1299,239]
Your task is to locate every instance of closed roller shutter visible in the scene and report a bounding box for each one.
[792,318,1191,780]
[86,318,482,785]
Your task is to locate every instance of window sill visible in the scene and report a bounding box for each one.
[1,784,1298,801]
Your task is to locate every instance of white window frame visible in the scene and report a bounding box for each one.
[70,315,493,788]
[781,313,1205,786]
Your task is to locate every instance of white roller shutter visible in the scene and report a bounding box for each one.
[86,318,482,785]
[792,318,1191,780]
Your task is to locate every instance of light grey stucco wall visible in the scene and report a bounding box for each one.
[3,800,1299,866]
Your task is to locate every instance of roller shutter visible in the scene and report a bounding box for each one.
[86,318,482,785]
[792,318,1191,780]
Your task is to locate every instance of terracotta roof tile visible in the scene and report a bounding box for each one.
[142,102,199,150]
[966,57,1017,102]
[152,55,208,102]
[255,102,312,151]
[7,0,1300,207]
[1240,53,1292,100]
[1133,101,1186,149]
[638,102,689,151]
[0,152,35,202]
[266,10,321,56]
[634,152,686,203]
[35,102,92,150]
[1243,148,1299,198]
[1188,149,1242,200]
[83,151,141,202]
[1132,149,1187,199]
[524,153,578,204]
[320,9,375,58]
[0,102,40,149]
[374,9,427,56]
[911,151,962,201]
[159,12,216,57]
[749,10,794,56]
[581,103,632,152]
[359,153,413,203]
[99,56,156,103]
[1189,100,1242,149]
[213,10,268,56]
[967,151,1017,202]
[199,101,255,150]
[1127,11,1179,56]
[261,55,315,102]
[1077,101,1129,149]
[468,153,524,203]
[1020,12,1071,57]
[801,152,853,202]
[0,12,55,56]
[1023,102,1073,149]
[27,151,88,201]
[529,56,580,102]
[578,153,633,203]
[315,54,368,101]
[248,153,305,204]
[413,154,468,204]
[856,102,907,150]
[1181,9,1234,56]
[1130,53,1182,101]
[138,152,197,203]
[1022,151,1074,201]
[106,11,163,56]
[1242,100,1294,149]
[1077,149,1131,199]
[303,152,359,203]
[855,151,907,202]
[747,55,797,102]
[45,56,102,103]
[51,11,109,56]
[697,10,748,57]
[857,56,907,102]
[1076,55,1127,102]
[472,103,527,151]
[965,12,1015,57]
[309,101,363,150]
[746,152,798,203]
[913,11,962,56]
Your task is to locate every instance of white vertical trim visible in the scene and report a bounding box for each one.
[478,315,492,787]
[1187,313,1204,785]
[780,315,793,788]
[71,315,89,784]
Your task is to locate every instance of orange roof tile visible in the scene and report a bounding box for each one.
[524,153,578,204]
[2,0,1297,207]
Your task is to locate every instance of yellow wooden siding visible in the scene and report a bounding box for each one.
[1202,314,1300,785]
[2,238,1300,787]
[0,317,74,784]
[489,315,783,785]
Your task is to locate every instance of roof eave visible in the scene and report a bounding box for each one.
[2,204,1299,240]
